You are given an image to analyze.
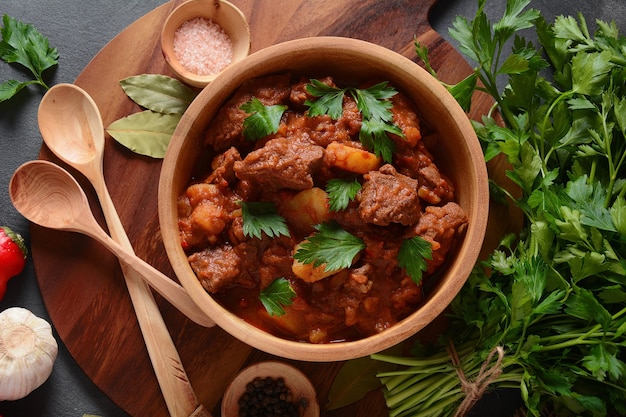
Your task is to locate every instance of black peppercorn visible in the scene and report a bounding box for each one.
[237,376,307,417]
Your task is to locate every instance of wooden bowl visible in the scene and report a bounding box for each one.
[160,0,250,87]
[221,361,319,417]
[158,36,489,361]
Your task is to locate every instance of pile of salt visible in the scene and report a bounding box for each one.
[173,17,233,76]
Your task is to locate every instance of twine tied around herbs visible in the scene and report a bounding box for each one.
[447,340,505,417]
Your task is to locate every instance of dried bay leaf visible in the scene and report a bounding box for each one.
[326,344,404,410]
[106,110,181,158]
[120,74,196,114]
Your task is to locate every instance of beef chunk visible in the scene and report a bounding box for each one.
[408,202,468,273]
[189,245,242,293]
[205,147,242,187]
[395,141,455,205]
[189,243,258,293]
[358,164,421,226]
[234,137,324,190]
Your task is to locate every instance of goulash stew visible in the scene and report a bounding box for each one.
[177,73,468,343]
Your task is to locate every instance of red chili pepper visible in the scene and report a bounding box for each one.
[0,226,28,301]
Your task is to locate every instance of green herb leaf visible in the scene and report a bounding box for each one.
[571,51,614,96]
[565,287,613,331]
[371,2,626,416]
[240,201,290,239]
[326,177,361,212]
[259,278,296,316]
[583,343,625,382]
[359,117,399,163]
[565,176,616,232]
[610,196,626,236]
[240,97,287,141]
[294,221,365,272]
[351,81,397,121]
[447,73,478,112]
[397,236,432,285]
[305,79,346,119]
[120,74,196,114]
[0,14,58,101]
[106,110,181,158]
[0,79,30,102]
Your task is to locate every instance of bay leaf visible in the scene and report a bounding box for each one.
[120,74,197,114]
[326,343,404,410]
[106,110,181,158]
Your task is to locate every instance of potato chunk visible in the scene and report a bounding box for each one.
[279,187,330,234]
[292,258,336,283]
[325,142,381,174]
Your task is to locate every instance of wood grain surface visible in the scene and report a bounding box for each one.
[31,0,518,415]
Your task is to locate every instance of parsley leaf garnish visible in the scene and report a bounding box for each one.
[240,201,290,239]
[259,278,296,316]
[0,14,59,102]
[359,117,400,164]
[304,80,403,163]
[239,98,287,141]
[326,177,361,212]
[397,236,432,285]
[305,79,346,119]
[352,82,397,120]
[294,221,365,272]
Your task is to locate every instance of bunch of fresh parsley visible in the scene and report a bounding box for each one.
[373,0,626,416]
[0,14,58,103]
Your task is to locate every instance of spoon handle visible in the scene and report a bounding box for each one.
[92,179,213,327]
[90,176,212,417]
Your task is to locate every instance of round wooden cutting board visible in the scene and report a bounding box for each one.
[31,0,517,415]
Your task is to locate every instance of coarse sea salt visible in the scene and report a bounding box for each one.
[173,17,233,76]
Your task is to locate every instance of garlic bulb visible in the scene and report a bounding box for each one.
[0,307,58,401]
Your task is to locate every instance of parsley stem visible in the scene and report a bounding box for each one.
[606,147,626,207]
[540,90,574,165]
[537,306,626,351]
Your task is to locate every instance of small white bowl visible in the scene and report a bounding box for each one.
[221,361,320,417]
[161,0,250,87]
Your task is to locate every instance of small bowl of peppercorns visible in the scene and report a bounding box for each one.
[221,361,319,417]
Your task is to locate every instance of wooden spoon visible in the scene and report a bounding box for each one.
[36,83,213,417]
[9,160,214,417]
[37,83,213,327]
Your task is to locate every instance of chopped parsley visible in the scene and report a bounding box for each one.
[326,177,362,212]
[240,201,290,239]
[397,236,432,285]
[259,278,296,316]
[239,97,287,141]
[293,221,365,272]
[304,79,346,119]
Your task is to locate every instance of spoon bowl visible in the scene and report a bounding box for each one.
[10,160,93,233]
[38,83,104,175]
